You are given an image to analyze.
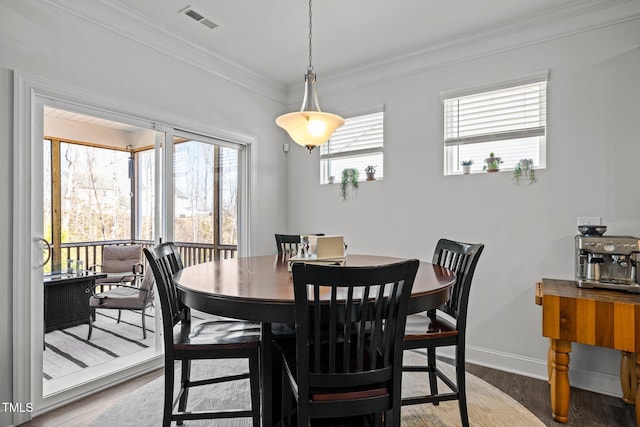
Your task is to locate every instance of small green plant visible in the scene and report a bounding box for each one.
[513,159,536,184]
[364,165,377,181]
[340,168,359,200]
[460,160,474,166]
[483,152,503,172]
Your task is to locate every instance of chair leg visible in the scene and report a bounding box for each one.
[117,309,122,324]
[427,347,439,405]
[141,307,147,340]
[456,347,469,427]
[163,361,175,427]
[249,351,261,427]
[177,359,191,426]
[87,308,94,340]
[281,363,293,426]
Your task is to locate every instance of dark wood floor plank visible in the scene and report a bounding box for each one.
[466,362,636,426]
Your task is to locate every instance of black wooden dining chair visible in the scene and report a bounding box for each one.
[144,242,261,427]
[282,259,419,426]
[402,239,484,427]
[275,233,324,256]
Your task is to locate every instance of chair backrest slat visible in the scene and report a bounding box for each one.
[275,233,325,255]
[291,260,419,396]
[431,239,484,324]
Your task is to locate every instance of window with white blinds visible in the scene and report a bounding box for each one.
[442,73,547,175]
[320,110,384,184]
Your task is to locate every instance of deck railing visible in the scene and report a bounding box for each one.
[53,240,237,271]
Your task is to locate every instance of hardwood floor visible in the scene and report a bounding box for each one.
[465,363,636,426]
[19,369,163,427]
[19,363,635,426]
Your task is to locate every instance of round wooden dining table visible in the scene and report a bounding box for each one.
[174,254,455,426]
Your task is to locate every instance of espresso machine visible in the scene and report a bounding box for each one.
[575,232,640,293]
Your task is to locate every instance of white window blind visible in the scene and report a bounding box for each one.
[320,111,384,183]
[442,74,547,175]
[444,81,546,145]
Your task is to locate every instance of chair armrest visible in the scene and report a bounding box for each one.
[117,272,145,285]
[88,264,103,272]
[132,262,144,275]
[91,275,147,296]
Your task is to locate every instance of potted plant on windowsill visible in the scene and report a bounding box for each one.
[340,168,359,201]
[460,160,473,174]
[364,165,377,181]
[483,152,503,172]
[513,158,536,185]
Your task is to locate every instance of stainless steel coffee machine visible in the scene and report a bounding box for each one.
[575,234,640,293]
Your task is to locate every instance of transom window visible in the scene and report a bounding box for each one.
[320,108,384,184]
[442,72,548,175]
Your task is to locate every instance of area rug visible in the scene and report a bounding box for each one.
[91,350,544,426]
[43,308,156,381]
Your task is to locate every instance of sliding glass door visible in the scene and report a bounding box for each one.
[13,73,252,425]
[39,104,164,401]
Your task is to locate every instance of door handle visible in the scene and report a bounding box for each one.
[36,237,51,269]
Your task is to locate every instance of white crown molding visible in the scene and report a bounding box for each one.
[315,0,640,99]
[43,0,640,106]
[42,0,288,104]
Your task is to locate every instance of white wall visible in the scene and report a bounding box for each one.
[0,1,288,424]
[287,20,640,395]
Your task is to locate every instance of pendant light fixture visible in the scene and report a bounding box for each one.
[276,0,345,153]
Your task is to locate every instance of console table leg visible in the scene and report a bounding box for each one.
[621,351,636,405]
[636,353,640,427]
[548,339,554,384]
[550,338,571,423]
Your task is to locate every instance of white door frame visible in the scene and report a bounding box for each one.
[12,71,256,424]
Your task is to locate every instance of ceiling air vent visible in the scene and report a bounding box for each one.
[179,6,218,30]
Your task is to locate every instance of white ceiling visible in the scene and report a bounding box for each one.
[45,0,640,100]
[116,0,574,85]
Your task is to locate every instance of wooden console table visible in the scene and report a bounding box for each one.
[536,278,640,425]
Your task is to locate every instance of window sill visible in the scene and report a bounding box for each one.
[323,178,383,185]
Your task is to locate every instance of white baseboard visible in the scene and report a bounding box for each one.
[457,345,623,398]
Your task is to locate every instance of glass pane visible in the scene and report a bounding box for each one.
[321,152,384,184]
[173,137,239,252]
[60,143,131,242]
[219,147,237,245]
[174,139,215,244]
[136,149,155,241]
[445,136,543,175]
[43,139,52,272]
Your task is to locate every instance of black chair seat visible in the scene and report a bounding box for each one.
[173,319,261,350]
[403,312,458,342]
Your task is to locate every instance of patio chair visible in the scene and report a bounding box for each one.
[90,244,144,292]
[87,266,154,340]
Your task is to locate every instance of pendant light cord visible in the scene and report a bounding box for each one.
[307,0,313,72]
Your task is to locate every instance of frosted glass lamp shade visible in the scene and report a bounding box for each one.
[276,111,345,151]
